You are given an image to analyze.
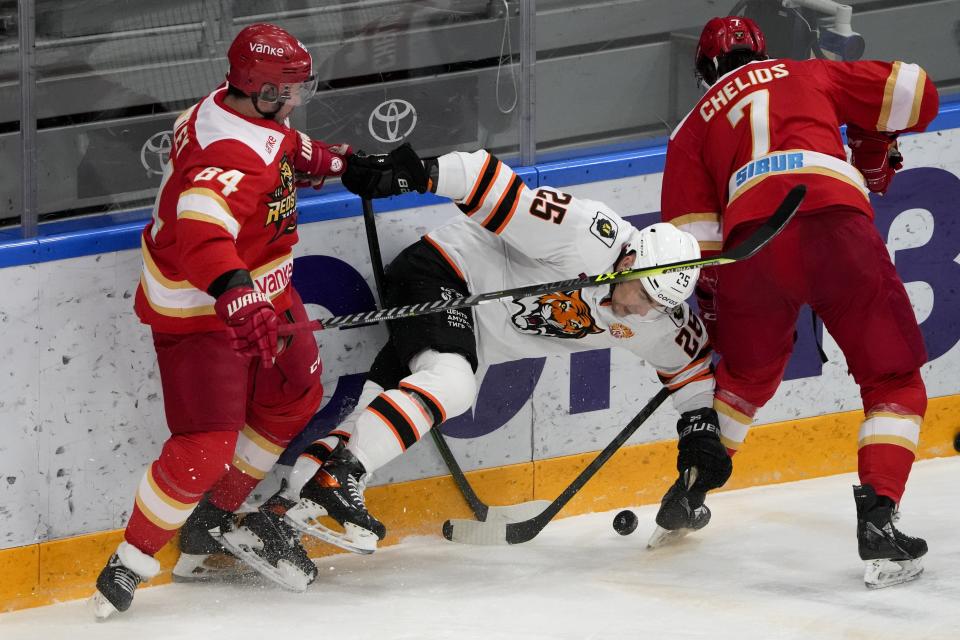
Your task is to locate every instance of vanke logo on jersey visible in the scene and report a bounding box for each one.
[265,154,298,242]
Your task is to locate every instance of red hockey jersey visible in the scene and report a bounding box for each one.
[661,58,938,252]
[135,87,302,333]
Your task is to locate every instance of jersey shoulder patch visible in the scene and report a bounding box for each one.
[590,209,619,247]
[669,304,686,328]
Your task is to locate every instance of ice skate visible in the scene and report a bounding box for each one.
[647,468,711,549]
[285,447,386,554]
[172,497,257,583]
[854,484,926,589]
[89,542,160,620]
[217,494,318,592]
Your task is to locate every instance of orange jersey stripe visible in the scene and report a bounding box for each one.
[658,355,710,382]
[423,234,466,282]
[490,178,526,235]
[462,155,502,216]
[479,173,523,231]
[666,370,714,391]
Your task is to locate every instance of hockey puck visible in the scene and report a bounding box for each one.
[612,509,638,536]
[954,432,960,453]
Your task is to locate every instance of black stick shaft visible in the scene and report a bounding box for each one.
[504,387,672,543]
[361,198,387,305]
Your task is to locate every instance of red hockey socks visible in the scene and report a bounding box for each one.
[124,431,237,556]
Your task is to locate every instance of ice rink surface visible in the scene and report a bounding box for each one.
[2,457,958,640]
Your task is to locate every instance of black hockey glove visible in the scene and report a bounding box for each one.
[676,407,732,493]
[341,143,429,199]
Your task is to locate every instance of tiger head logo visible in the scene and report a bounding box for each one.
[511,290,604,339]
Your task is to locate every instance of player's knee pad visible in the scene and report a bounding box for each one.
[861,369,927,419]
[401,349,477,423]
[248,378,324,444]
[157,430,238,495]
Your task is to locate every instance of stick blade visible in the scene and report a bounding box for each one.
[484,500,552,523]
[442,518,508,545]
[442,500,554,545]
[725,184,806,261]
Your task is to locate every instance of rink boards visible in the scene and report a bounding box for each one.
[1,102,959,611]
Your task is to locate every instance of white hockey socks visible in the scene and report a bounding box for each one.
[348,350,476,474]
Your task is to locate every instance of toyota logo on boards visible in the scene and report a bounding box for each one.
[368,99,417,143]
[141,130,173,178]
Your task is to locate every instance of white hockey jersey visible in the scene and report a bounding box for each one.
[425,150,714,412]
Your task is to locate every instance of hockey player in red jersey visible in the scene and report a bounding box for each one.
[91,23,355,618]
[657,16,939,588]
[255,144,727,556]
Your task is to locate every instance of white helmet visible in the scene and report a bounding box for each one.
[628,223,701,309]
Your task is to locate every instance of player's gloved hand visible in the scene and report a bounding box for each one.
[676,407,731,492]
[341,143,428,199]
[214,286,279,368]
[846,124,902,195]
[293,131,351,190]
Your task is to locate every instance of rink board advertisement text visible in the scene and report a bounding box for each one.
[1,122,959,611]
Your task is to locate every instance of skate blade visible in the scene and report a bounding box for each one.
[646,525,693,549]
[171,552,258,583]
[864,558,924,589]
[285,500,378,555]
[89,590,119,621]
[215,529,314,593]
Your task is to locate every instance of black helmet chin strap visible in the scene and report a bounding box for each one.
[250,93,284,120]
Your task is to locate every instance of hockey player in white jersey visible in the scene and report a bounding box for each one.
[276,144,731,552]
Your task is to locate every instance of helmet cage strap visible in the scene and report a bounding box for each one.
[639,278,675,315]
[248,92,283,119]
[258,82,281,104]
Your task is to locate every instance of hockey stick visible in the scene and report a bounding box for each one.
[442,386,672,545]
[359,199,541,523]
[279,184,805,336]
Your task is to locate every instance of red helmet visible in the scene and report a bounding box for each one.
[695,16,767,86]
[226,23,317,105]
